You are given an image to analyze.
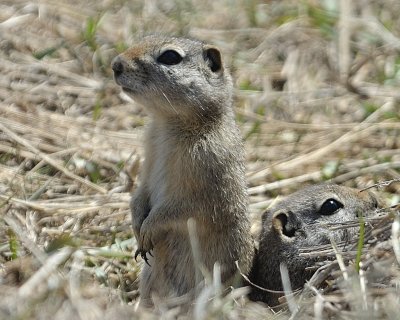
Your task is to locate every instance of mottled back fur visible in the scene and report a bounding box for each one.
[249,183,380,306]
[112,35,254,306]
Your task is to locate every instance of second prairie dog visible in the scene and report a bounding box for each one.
[249,183,379,306]
[112,36,254,306]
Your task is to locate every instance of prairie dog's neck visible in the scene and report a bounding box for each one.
[150,104,235,137]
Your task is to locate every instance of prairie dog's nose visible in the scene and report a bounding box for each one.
[111,56,125,76]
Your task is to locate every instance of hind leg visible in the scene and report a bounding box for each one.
[138,261,153,307]
[138,255,172,307]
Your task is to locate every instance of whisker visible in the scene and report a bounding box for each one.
[158,88,179,115]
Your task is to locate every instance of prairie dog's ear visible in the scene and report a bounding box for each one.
[272,211,288,233]
[203,45,223,73]
[272,211,297,238]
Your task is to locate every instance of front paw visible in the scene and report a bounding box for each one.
[134,219,156,265]
[134,248,152,266]
[138,219,155,253]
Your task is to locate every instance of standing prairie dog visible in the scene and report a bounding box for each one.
[249,183,380,306]
[111,35,254,306]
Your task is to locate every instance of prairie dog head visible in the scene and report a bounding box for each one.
[250,184,381,304]
[111,35,233,122]
[262,184,380,248]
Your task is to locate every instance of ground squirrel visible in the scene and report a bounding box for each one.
[249,183,379,306]
[111,35,254,306]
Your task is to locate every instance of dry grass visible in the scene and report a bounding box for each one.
[0,0,399,319]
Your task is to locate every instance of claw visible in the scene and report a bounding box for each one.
[134,249,140,261]
[134,249,151,266]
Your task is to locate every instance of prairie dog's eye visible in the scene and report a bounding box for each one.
[319,199,343,215]
[157,50,183,65]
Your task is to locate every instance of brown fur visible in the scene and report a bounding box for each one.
[111,35,254,306]
[249,183,380,306]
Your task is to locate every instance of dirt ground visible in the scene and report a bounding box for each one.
[0,0,399,319]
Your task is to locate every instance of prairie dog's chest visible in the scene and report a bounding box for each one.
[145,126,195,205]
